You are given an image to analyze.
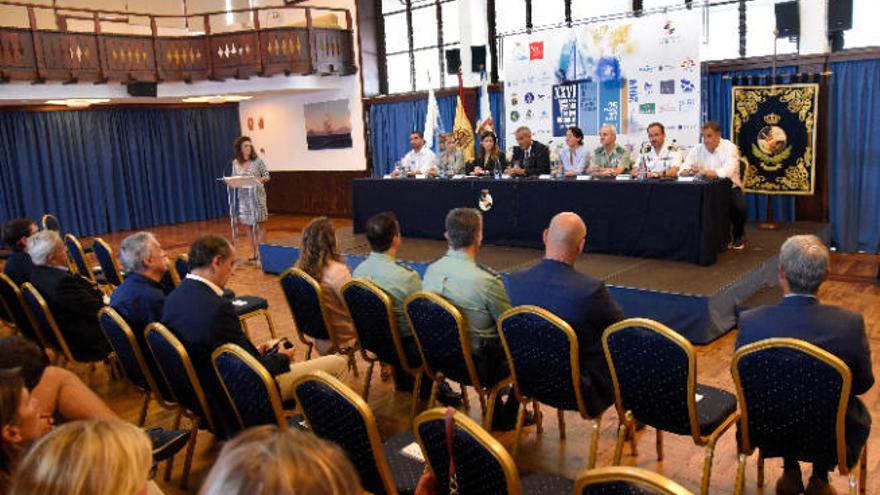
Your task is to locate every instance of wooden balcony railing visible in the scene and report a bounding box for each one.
[0,1,357,84]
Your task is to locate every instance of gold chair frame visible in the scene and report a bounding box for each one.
[291,370,400,495]
[404,291,512,430]
[144,322,217,490]
[731,338,867,495]
[574,466,695,495]
[63,233,97,284]
[602,317,738,495]
[498,306,602,466]
[40,213,59,231]
[0,273,53,351]
[91,237,125,288]
[168,253,188,287]
[20,282,85,367]
[211,343,290,430]
[413,407,522,495]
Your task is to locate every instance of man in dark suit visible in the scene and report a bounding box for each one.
[510,126,551,177]
[2,218,38,286]
[507,212,623,417]
[27,231,111,362]
[162,235,347,435]
[737,235,873,495]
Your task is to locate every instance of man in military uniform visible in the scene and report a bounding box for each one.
[588,125,632,177]
[423,208,530,430]
[353,212,460,405]
[435,133,465,176]
[636,122,682,177]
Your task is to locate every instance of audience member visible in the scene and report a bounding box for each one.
[352,212,460,405]
[737,235,874,495]
[27,231,111,362]
[199,424,362,495]
[2,219,38,287]
[422,208,525,429]
[163,235,348,435]
[295,217,357,354]
[0,368,49,493]
[507,212,623,417]
[11,419,158,495]
[510,126,550,177]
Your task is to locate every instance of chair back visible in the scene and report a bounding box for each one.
[20,282,72,360]
[279,268,333,343]
[292,371,397,495]
[574,466,694,495]
[414,407,520,495]
[92,238,124,287]
[212,344,287,430]
[602,318,697,438]
[170,254,189,287]
[0,274,48,348]
[64,234,95,283]
[498,306,586,415]
[405,291,482,388]
[40,214,60,232]
[144,323,215,431]
[342,279,410,370]
[732,338,852,471]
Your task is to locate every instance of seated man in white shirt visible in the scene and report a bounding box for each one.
[681,121,748,249]
[395,131,437,176]
[636,122,682,178]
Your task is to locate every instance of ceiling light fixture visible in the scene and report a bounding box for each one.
[45,98,111,108]
[181,95,252,104]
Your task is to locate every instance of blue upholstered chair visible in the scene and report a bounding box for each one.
[279,267,357,372]
[731,338,867,495]
[64,233,103,285]
[292,371,423,495]
[0,273,50,349]
[602,318,738,495]
[40,213,60,232]
[20,282,83,366]
[91,238,125,287]
[144,322,216,489]
[414,407,574,495]
[574,466,695,495]
[211,343,295,430]
[169,253,189,287]
[405,291,510,429]
[342,278,422,408]
[498,306,603,465]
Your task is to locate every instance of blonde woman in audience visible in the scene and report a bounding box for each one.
[0,368,49,493]
[199,425,362,495]
[11,419,158,495]
[295,217,356,354]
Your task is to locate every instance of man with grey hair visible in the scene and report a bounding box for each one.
[737,235,873,495]
[423,208,528,430]
[110,232,169,335]
[510,125,550,177]
[28,230,111,361]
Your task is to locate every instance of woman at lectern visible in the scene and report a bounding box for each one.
[466,130,508,177]
[232,136,270,254]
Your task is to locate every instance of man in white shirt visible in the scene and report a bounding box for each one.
[681,121,748,249]
[397,131,437,175]
[636,122,682,177]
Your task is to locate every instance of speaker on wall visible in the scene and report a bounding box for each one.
[774,1,799,38]
[827,0,853,32]
[445,48,460,75]
[471,45,486,73]
[126,82,157,97]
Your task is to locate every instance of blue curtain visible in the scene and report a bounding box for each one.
[828,59,880,253]
[704,66,798,222]
[0,105,239,237]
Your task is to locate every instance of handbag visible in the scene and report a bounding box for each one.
[414,407,458,495]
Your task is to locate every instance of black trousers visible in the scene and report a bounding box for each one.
[731,186,747,241]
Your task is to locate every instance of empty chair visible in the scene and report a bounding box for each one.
[0,273,49,349]
[574,466,694,495]
[414,407,574,495]
[405,291,510,429]
[40,213,60,232]
[731,338,867,495]
[92,238,125,287]
[498,306,603,466]
[292,371,423,495]
[342,278,422,408]
[602,318,738,495]
[64,233,103,285]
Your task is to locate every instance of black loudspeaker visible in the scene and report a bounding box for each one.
[828,0,852,32]
[445,48,460,75]
[126,82,157,97]
[774,1,799,38]
[471,45,486,73]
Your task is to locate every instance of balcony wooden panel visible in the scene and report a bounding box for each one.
[155,37,210,82]
[0,28,38,80]
[100,34,156,81]
[36,31,101,81]
[260,27,311,76]
[210,32,259,79]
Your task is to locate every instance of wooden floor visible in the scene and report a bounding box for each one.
[60,216,880,494]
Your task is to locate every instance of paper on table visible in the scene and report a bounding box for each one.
[538,174,553,180]
[232,299,248,307]
[415,174,427,179]
[400,442,425,462]
[615,175,632,181]
[382,175,393,179]
[576,175,591,181]
[678,176,696,182]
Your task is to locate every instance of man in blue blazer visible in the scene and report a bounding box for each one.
[507,212,624,417]
[737,235,873,495]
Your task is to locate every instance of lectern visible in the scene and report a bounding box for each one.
[219,175,262,264]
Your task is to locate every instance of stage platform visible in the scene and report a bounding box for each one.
[259,222,831,344]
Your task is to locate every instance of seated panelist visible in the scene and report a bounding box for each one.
[635,122,681,178]
[554,126,589,177]
[467,131,507,177]
[509,126,550,177]
[393,131,437,177]
[587,125,631,177]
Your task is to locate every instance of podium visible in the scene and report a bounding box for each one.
[219,175,262,264]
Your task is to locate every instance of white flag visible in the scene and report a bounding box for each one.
[476,73,494,135]
[424,84,442,150]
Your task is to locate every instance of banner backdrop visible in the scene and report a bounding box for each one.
[732,84,819,195]
[502,9,701,152]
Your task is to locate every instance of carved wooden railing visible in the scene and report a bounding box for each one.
[0,1,357,84]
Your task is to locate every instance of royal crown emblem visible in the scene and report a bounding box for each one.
[763,113,781,125]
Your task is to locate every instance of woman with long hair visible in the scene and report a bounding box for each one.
[232,136,270,259]
[295,217,356,354]
[0,368,50,493]
[467,131,508,176]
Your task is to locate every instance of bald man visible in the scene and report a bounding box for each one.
[507,212,624,417]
